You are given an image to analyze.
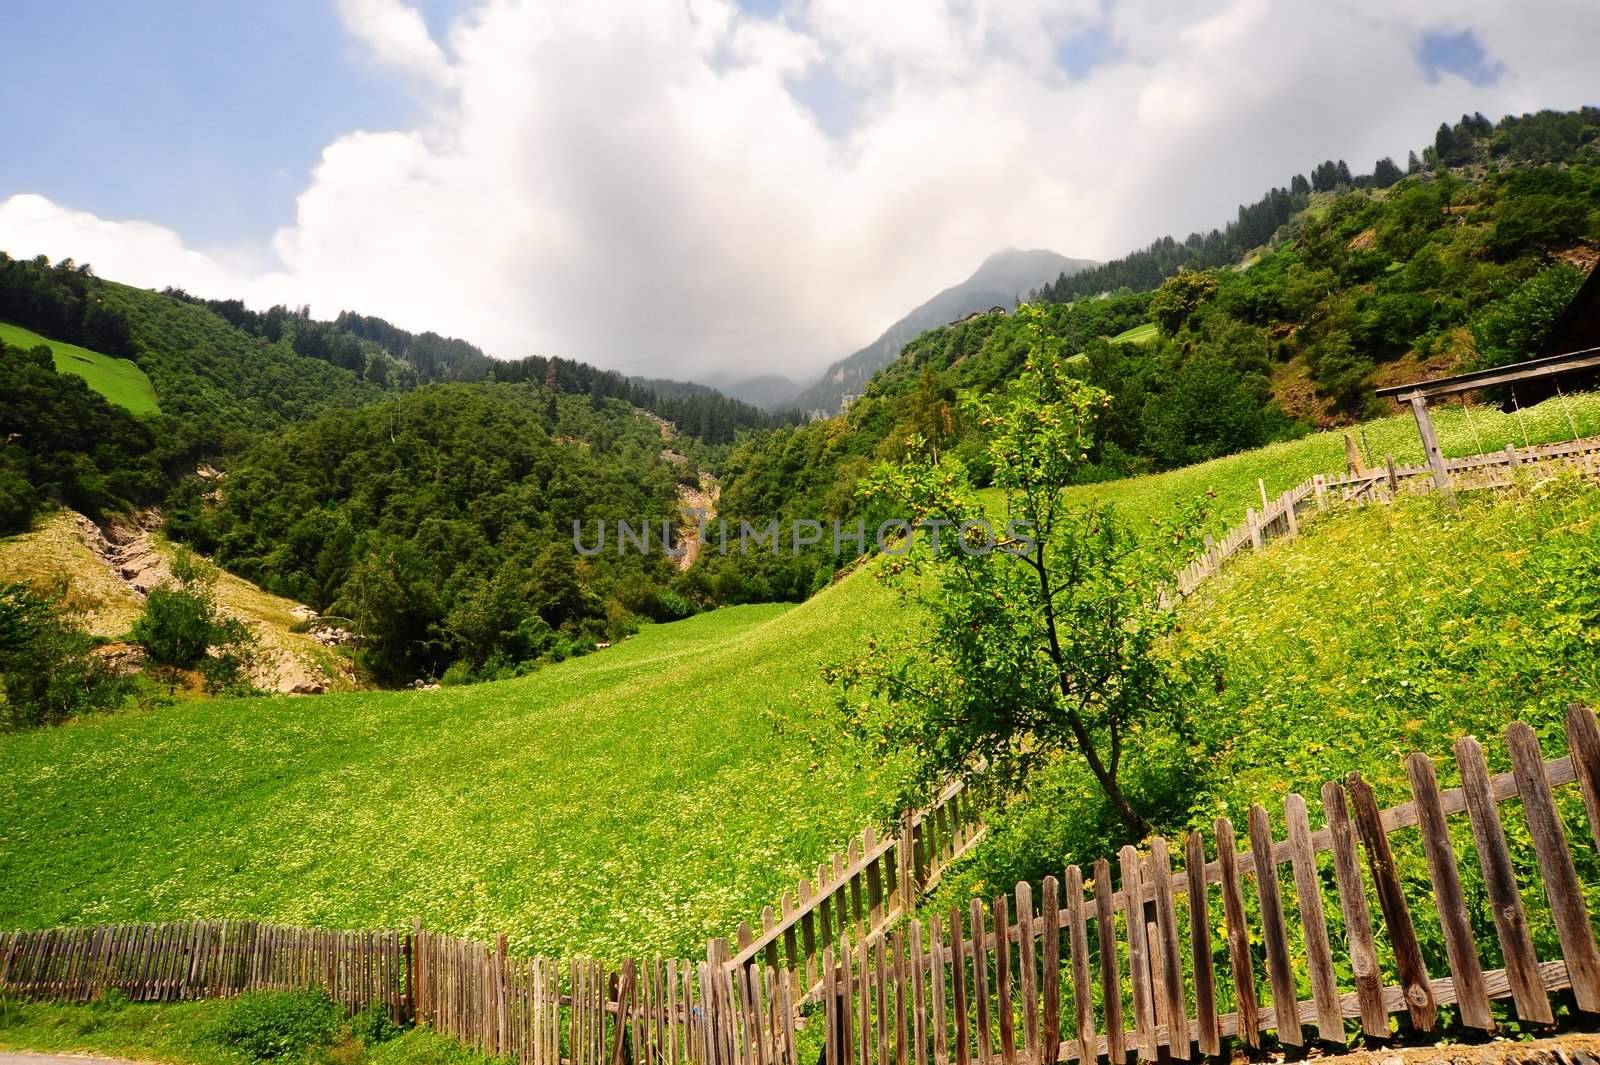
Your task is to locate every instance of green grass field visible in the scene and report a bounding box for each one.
[930,474,1600,1004]
[0,571,902,961]
[0,320,160,415]
[1065,389,1600,532]
[0,993,496,1065]
[4,386,1600,976]
[1107,321,1158,344]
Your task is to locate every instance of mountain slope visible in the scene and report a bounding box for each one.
[0,566,902,959]
[794,248,1097,416]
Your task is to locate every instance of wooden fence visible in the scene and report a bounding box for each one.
[1173,433,1600,598]
[727,776,988,1003]
[818,703,1600,1065]
[0,921,410,1021]
[0,775,986,1065]
[5,707,1600,1065]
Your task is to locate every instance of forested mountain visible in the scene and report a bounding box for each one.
[0,253,134,356]
[171,383,690,683]
[4,105,1597,690]
[492,355,802,444]
[0,258,778,684]
[792,248,1098,416]
[700,107,1600,604]
[1033,108,1599,304]
[0,343,165,533]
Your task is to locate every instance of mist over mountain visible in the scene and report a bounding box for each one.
[792,249,1097,416]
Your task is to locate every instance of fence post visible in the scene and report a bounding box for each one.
[1313,474,1326,511]
[1408,394,1455,502]
[1505,442,1522,467]
[1385,454,1399,497]
[1247,508,1262,550]
[408,919,420,1026]
[1282,490,1298,537]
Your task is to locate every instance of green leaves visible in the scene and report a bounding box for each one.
[832,306,1210,836]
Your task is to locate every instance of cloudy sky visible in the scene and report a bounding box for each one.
[1,1,1595,381]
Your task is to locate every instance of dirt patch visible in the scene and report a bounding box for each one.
[3,509,358,696]
[1271,356,1340,427]
[1370,334,1471,392]
[1347,228,1378,252]
[675,474,720,571]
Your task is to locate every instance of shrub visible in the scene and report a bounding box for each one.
[209,989,344,1062]
[1470,261,1586,368]
[132,549,259,693]
[1487,193,1591,259]
[348,1001,403,1046]
[0,580,134,729]
[134,585,216,667]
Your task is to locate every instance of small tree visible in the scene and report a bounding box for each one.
[1148,269,1218,336]
[0,581,133,729]
[828,306,1208,835]
[133,550,259,694]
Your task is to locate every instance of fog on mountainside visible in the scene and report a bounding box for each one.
[792,249,1098,417]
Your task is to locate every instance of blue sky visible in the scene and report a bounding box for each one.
[0,1,458,254]
[0,2,1587,379]
[0,3,1503,262]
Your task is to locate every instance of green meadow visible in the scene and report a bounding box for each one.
[1065,389,1600,531]
[0,575,904,961]
[1107,320,1158,344]
[2,388,1599,972]
[1,319,160,416]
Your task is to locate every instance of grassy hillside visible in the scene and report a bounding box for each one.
[1064,389,1600,531]
[0,511,357,694]
[1107,321,1157,345]
[0,567,901,960]
[942,472,1600,943]
[1174,477,1600,814]
[0,320,160,415]
[0,511,143,635]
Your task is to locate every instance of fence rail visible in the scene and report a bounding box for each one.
[1173,433,1600,599]
[0,921,410,1021]
[727,776,988,1003]
[818,702,1600,1064]
[5,706,1600,1065]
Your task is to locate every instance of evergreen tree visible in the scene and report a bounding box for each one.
[1372,156,1404,188]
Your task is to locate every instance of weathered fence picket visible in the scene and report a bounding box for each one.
[818,704,1600,1064]
[7,706,1600,1065]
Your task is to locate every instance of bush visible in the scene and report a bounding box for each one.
[1487,193,1591,259]
[1470,261,1586,368]
[132,549,259,693]
[348,1001,402,1046]
[134,585,216,667]
[0,580,134,729]
[209,989,344,1062]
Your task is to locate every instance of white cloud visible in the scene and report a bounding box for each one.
[336,0,457,86]
[2,1,1596,381]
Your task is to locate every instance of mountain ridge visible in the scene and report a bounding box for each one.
[792,247,1098,416]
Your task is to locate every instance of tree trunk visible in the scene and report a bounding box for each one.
[1065,710,1151,836]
